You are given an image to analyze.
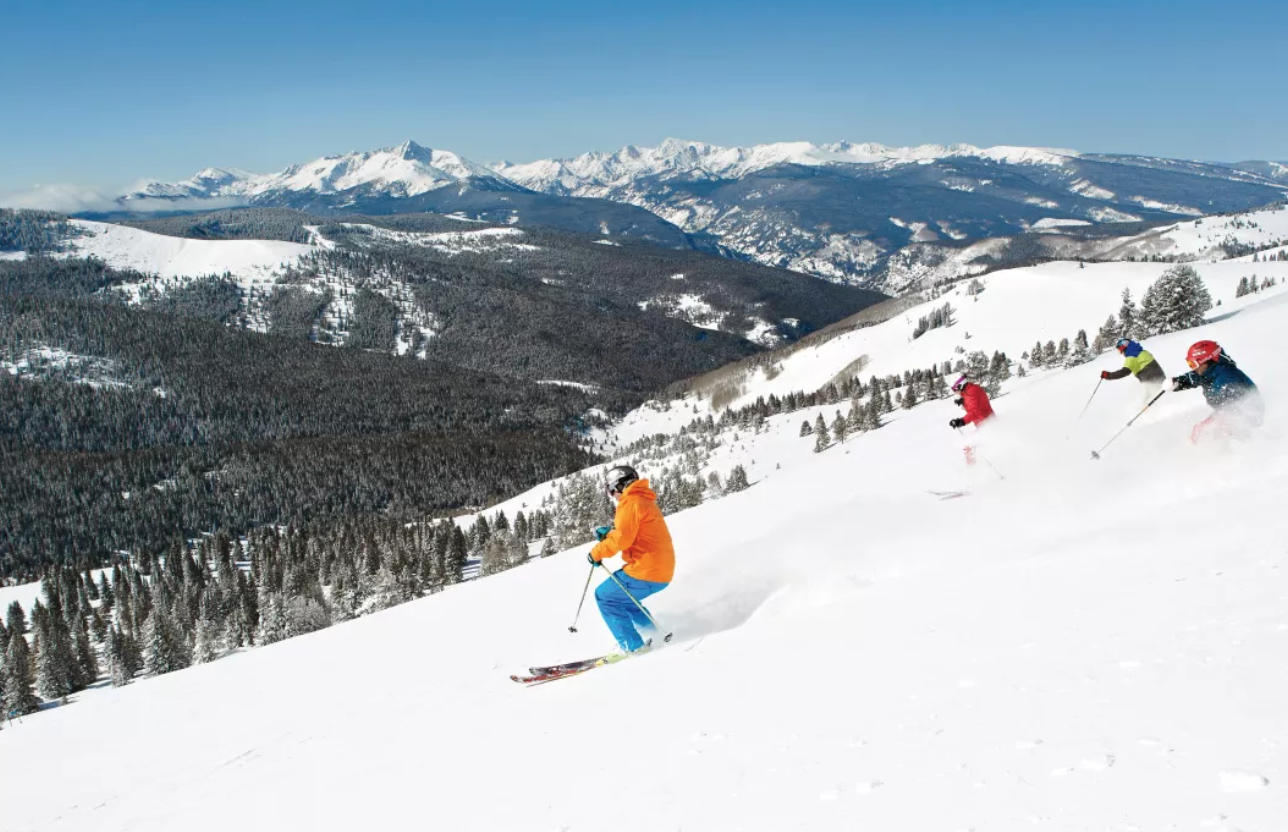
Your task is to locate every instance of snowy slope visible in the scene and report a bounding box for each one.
[61,220,313,284]
[1091,204,1288,262]
[4,286,1287,830]
[602,258,1288,447]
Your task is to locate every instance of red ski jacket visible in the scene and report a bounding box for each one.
[960,382,994,426]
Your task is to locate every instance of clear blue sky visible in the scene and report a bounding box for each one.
[3,0,1285,194]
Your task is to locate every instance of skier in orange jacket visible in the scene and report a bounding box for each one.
[589,465,674,653]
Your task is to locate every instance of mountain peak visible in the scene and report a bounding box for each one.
[389,139,433,161]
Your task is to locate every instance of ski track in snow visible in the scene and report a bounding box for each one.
[4,273,1288,830]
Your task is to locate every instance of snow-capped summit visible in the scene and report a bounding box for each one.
[126,167,258,200]
[123,141,521,207]
[259,140,514,198]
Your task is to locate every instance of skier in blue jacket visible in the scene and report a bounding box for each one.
[1171,339,1263,443]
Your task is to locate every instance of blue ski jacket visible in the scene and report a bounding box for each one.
[1173,355,1258,409]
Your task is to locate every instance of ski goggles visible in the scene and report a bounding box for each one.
[1186,357,1205,370]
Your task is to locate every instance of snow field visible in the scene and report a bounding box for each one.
[62,220,313,284]
[3,286,1287,830]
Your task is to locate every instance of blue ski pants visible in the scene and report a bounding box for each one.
[595,570,668,652]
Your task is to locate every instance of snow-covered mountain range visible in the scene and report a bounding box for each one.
[496,139,1288,291]
[110,139,1288,294]
[493,138,1085,192]
[125,141,520,204]
[117,141,686,245]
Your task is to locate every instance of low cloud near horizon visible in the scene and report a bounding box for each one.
[0,184,248,215]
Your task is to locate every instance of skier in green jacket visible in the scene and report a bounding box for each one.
[1102,338,1166,402]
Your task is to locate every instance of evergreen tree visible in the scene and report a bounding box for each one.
[254,591,288,647]
[725,465,750,493]
[1093,315,1119,353]
[480,531,514,577]
[1067,329,1091,366]
[540,537,556,558]
[832,410,850,441]
[106,627,131,687]
[1029,340,1045,369]
[284,597,331,638]
[33,604,77,699]
[470,515,491,557]
[865,396,883,431]
[799,420,812,437]
[989,351,1012,384]
[813,414,830,452]
[901,383,918,410]
[6,600,26,636]
[965,351,996,396]
[444,526,468,585]
[507,529,530,568]
[1042,340,1057,365]
[928,372,949,400]
[73,619,98,688]
[1138,265,1212,336]
[1118,288,1139,339]
[193,597,222,664]
[3,632,40,716]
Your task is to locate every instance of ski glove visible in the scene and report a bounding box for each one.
[1101,370,1112,379]
[953,397,963,406]
[949,417,966,429]
[587,552,600,566]
[594,525,612,542]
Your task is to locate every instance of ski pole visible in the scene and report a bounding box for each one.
[955,427,1005,480]
[1074,378,1103,425]
[599,563,673,643]
[567,563,596,633]
[1090,389,1165,460]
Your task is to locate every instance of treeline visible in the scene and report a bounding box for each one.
[0,208,81,254]
[0,505,560,718]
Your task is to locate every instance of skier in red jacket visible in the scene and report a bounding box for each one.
[948,374,994,466]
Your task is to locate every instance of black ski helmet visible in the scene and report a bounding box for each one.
[605,465,639,495]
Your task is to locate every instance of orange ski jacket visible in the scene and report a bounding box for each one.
[590,479,675,583]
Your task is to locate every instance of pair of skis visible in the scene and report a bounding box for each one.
[511,641,652,685]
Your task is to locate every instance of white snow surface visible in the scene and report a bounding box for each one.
[1032,217,1092,230]
[61,220,312,282]
[5,266,1288,832]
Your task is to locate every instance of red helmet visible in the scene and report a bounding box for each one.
[1185,340,1221,370]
